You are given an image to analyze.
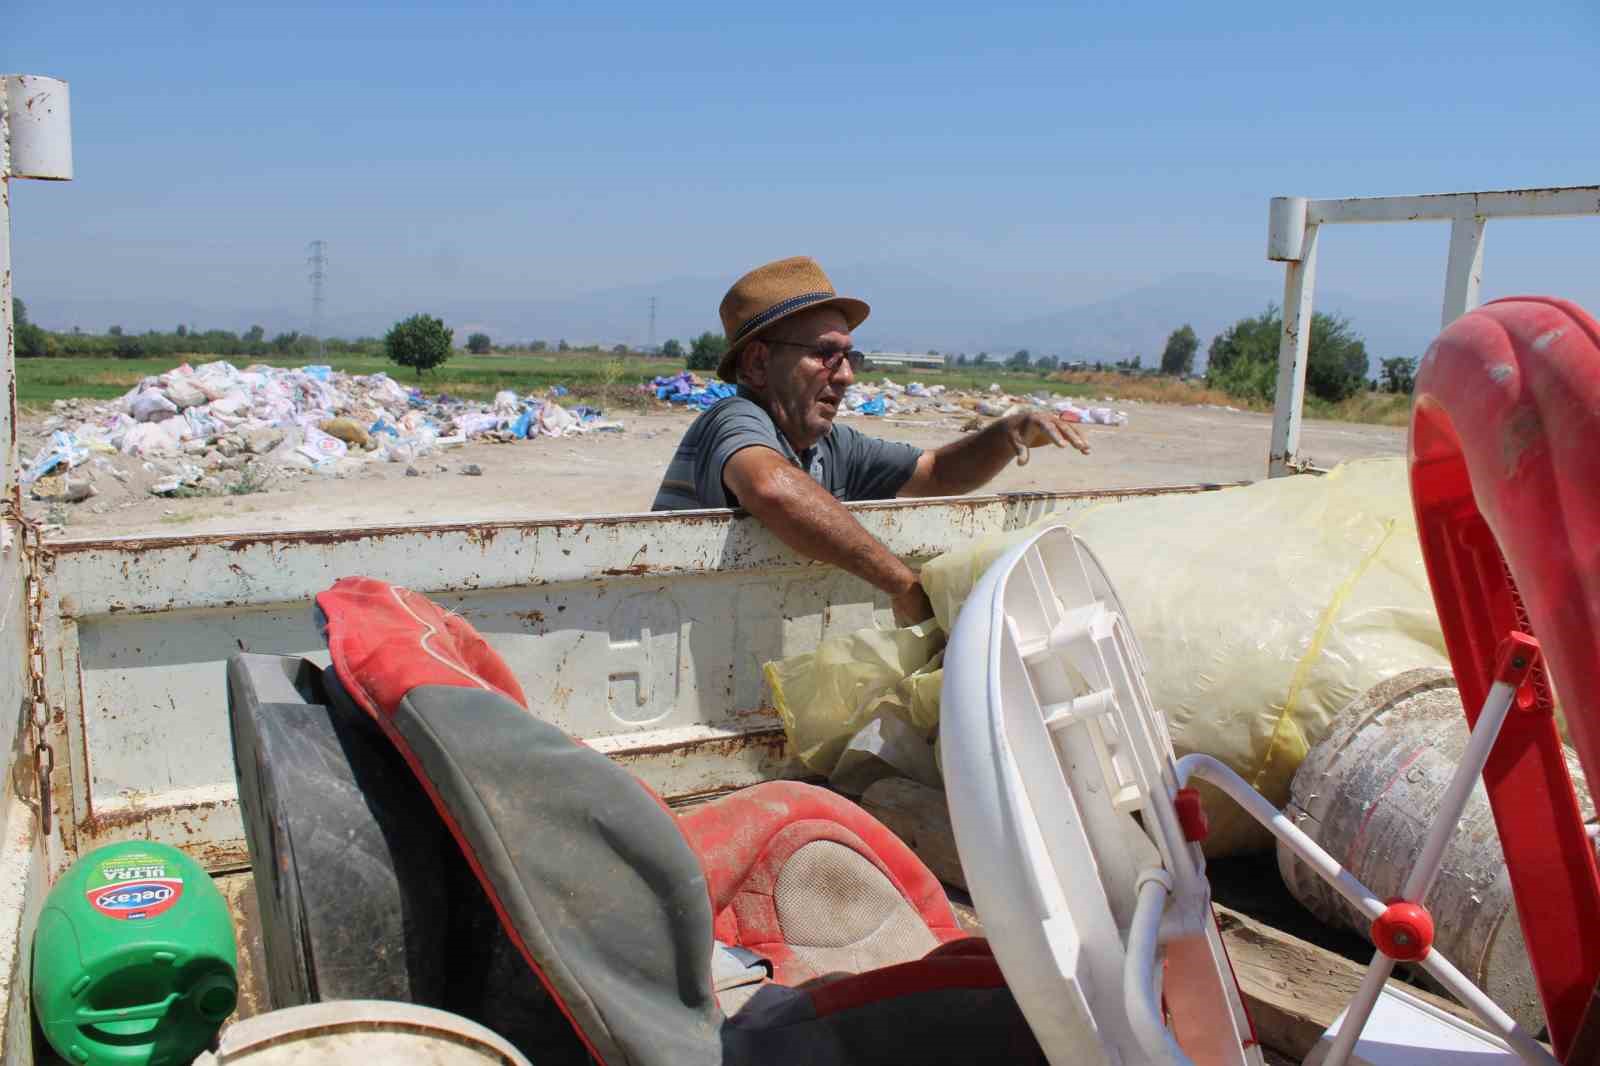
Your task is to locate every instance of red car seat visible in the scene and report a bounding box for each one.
[314,576,1043,1066]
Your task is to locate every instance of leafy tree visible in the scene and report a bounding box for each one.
[108,324,124,336]
[687,331,728,372]
[243,324,265,344]
[1035,354,1059,371]
[1007,349,1031,369]
[112,333,146,359]
[1160,324,1199,377]
[955,353,969,367]
[466,332,492,354]
[529,340,548,352]
[926,349,940,357]
[1380,356,1417,395]
[1206,306,1369,404]
[384,313,453,379]
[12,299,48,359]
[611,343,629,355]
[557,339,570,352]
[974,352,989,366]
[660,338,684,358]
[175,323,188,338]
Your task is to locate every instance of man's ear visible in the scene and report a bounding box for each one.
[741,341,769,388]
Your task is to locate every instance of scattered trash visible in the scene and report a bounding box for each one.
[648,372,737,410]
[29,474,94,503]
[24,360,627,507]
[640,370,1131,429]
[150,462,205,496]
[21,430,89,484]
[405,466,420,478]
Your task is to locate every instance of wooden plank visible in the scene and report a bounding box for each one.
[1213,904,1476,1061]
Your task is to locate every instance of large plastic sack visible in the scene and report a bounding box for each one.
[932,458,1447,853]
[120,421,182,457]
[765,621,945,778]
[165,377,208,410]
[770,458,1447,856]
[128,389,179,423]
[296,425,348,469]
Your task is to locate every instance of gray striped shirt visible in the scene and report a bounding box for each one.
[652,388,923,511]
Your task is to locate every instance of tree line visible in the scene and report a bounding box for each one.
[1160,309,1416,402]
[9,299,380,360]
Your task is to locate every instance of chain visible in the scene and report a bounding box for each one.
[6,502,53,835]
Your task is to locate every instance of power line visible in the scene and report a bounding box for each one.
[306,240,327,358]
[647,296,658,353]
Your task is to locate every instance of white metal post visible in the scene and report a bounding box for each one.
[0,75,74,503]
[1267,194,1318,479]
[1442,213,1487,329]
[1,85,13,506]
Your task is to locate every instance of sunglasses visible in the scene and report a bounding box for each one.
[764,339,865,373]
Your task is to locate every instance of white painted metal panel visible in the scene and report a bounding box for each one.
[1267,184,1600,476]
[42,488,1224,870]
[1306,186,1600,226]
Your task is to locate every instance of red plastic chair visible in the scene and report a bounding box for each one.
[1410,296,1600,1058]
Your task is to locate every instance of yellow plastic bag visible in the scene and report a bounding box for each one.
[770,458,1448,855]
[765,621,945,776]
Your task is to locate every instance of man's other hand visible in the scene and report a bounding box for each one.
[892,581,935,627]
[1004,408,1092,465]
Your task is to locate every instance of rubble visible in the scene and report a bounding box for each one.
[20,360,628,504]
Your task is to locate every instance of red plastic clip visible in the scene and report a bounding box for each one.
[1371,900,1434,963]
[1491,631,1541,710]
[1174,787,1209,843]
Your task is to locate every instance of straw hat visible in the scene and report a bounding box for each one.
[716,256,870,382]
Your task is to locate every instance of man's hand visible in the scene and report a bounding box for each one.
[899,405,1092,498]
[892,580,935,627]
[1003,408,1091,466]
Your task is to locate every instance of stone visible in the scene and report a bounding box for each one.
[244,428,286,455]
[405,466,421,478]
[460,464,483,477]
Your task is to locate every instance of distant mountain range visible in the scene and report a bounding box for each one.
[31,267,1441,371]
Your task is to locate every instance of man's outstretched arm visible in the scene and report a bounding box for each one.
[723,446,934,624]
[897,408,1091,498]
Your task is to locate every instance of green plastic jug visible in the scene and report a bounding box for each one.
[32,842,238,1066]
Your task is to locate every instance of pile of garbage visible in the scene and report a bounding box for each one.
[23,360,622,500]
[644,371,1130,427]
[646,372,737,410]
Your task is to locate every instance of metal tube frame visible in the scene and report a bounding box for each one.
[1265,185,1600,478]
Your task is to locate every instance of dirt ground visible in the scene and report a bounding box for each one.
[24,401,1405,540]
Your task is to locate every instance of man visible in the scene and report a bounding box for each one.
[652,256,1090,624]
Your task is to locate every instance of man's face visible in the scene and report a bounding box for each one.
[741,307,856,449]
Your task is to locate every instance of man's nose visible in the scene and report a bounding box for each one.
[831,358,855,386]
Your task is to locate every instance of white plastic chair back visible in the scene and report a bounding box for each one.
[940,524,1260,1066]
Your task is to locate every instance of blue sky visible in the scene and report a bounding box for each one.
[6,0,1598,345]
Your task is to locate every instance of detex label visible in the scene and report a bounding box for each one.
[85,853,185,921]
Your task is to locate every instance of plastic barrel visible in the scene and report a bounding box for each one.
[33,841,237,1066]
[1277,668,1595,1032]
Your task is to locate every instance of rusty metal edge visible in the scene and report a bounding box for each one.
[44,483,1241,555]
